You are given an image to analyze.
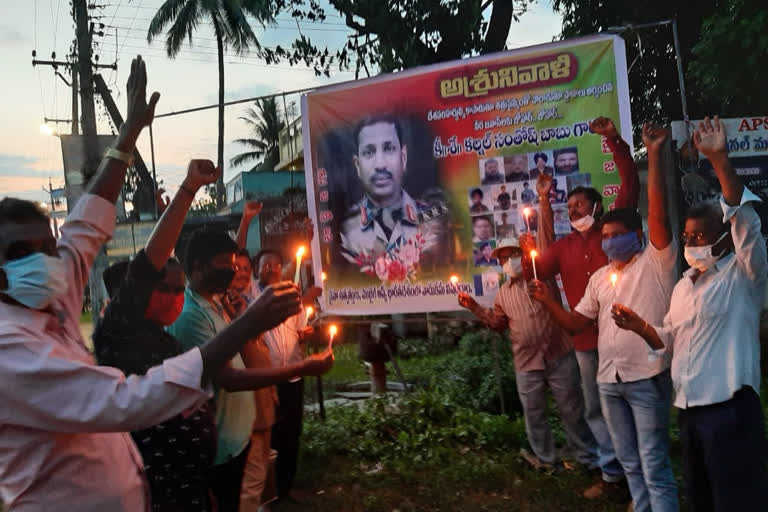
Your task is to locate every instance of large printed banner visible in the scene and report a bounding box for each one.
[671,116,768,240]
[303,34,632,315]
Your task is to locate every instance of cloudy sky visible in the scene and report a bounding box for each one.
[1,0,561,206]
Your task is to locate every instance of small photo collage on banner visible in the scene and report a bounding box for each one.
[469,147,592,295]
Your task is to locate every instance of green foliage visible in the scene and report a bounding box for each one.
[303,387,527,466]
[230,97,285,170]
[428,330,522,416]
[689,0,768,115]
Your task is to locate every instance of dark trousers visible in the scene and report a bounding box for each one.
[271,379,304,499]
[209,443,250,512]
[678,387,768,512]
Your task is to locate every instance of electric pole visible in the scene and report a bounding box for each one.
[73,0,98,183]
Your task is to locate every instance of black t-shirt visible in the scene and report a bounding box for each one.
[94,250,217,511]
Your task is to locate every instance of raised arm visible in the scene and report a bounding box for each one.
[86,56,160,203]
[529,280,592,334]
[643,123,673,249]
[694,116,744,206]
[458,293,508,332]
[536,174,555,251]
[519,178,560,281]
[591,117,640,209]
[145,160,221,270]
[215,350,334,392]
[235,201,263,250]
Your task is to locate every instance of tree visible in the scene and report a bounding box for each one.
[259,1,534,76]
[689,0,768,115]
[230,97,285,171]
[147,0,274,207]
[552,1,766,142]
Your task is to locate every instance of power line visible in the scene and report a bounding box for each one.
[103,15,351,32]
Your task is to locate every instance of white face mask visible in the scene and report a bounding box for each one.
[502,257,523,278]
[684,232,729,272]
[1,252,68,309]
[570,202,598,232]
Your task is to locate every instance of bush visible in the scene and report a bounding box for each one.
[303,387,527,466]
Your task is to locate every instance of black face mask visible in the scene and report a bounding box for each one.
[205,267,235,294]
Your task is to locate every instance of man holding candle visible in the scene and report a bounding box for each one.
[612,116,768,512]
[458,238,599,471]
[520,116,639,501]
[530,122,679,512]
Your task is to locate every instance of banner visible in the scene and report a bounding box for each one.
[303,34,632,315]
[671,116,768,240]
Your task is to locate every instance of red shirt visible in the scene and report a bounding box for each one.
[531,135,639,351]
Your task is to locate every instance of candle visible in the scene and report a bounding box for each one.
[294,246,305,284]
[328,324,338,350]
[610,273,618,288]
[306,306,314,321]
[321,271,327,282]
[530,249,538,280]
[449,274,459,292]
[523,207,532,233]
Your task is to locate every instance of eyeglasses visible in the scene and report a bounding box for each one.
[681,231,709,244]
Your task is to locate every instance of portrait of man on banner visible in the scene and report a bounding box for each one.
[321,114,452,282]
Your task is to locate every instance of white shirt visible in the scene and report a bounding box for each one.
[575,238,678,384]
[0,194,212,512]
[256,284,307,373]
[656,189,766,409]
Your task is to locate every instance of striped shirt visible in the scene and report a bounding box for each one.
[476,278,573,372]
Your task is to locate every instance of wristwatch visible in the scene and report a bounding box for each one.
[104,147,134,166]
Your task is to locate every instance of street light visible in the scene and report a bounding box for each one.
[39,124,54,136]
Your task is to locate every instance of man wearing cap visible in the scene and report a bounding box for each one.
[458,238,598,470]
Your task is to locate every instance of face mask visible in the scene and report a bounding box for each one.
[571,202,598,232]
[503,257,523,278]
[601,232,643,262]
[1,252,68,309]
[145,290,185,326]
[684,232,728,272]
[205,267,236,294]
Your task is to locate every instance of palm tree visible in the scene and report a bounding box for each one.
[147,0,273,207]
[230,97,284,170]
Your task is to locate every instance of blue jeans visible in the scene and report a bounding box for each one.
[575,349,624,482]
[599,370,678,512]
[515,351,598,466]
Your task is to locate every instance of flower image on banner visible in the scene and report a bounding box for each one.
[303,34,633,315]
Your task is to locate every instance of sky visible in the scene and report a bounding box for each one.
[0,0,562,207]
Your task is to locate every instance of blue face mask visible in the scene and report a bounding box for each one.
[601,232,642,262]
[1,252,68,309]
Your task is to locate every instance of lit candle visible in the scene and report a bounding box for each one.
[523,207,532,233]
[294,246,305,284]
[328,324,338,350]
[321,271,327,282]
[530,249,538,280]
[449,274,459,292]
[306,306,314,321]
[610,273,618,288]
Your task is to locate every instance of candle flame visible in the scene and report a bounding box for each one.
[449,274,459,285]
[306,306,314,319]
[329,324,338,337]
[530,249,538,258]
[610,273,618,286]
[321,271,327,281]
[296,246,306,258]
[523,207,531,217]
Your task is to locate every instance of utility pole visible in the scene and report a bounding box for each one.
[72,66,79,135]
[42,177,61,239]
[73,0,98,183]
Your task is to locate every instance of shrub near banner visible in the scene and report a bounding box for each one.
[302,34,633,315]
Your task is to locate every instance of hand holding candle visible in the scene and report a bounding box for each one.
[530,249,538,280]
[294,246,305,284]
